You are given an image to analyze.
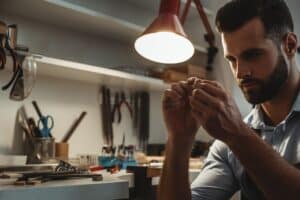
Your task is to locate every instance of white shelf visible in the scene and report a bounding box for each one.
[1,0,143,41]
[31,55,169,91]
[0,0,207,53]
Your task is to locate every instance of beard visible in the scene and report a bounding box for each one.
[238,54,288,104]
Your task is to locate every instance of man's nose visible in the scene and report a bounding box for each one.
[236,61,252,79]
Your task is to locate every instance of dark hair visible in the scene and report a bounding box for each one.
[215,0,293,43]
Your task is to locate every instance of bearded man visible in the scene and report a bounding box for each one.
[158,0,300,199]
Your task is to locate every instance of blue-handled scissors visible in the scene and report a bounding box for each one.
[32,101,54,138]
[38,115,54,137]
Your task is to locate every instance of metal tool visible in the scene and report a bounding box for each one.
[100,86,113,146]
[138,92,150,150]
[106,88,113,145]
[32,101,54,137]
[111,92,121,123]
[119,92,133,118]
[111,91,133,124]
[14,160,102,185]
[18,105,33,139]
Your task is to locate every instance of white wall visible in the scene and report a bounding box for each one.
[0,11,167,157]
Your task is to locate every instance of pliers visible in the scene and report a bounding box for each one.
[111,92,133,123]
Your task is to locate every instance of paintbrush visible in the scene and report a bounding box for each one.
[61,111,87,143]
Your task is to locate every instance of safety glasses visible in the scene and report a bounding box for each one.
[2,55,37,101]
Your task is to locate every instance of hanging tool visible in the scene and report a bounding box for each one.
[32,101,54,137]
[138,92,150,151]
[117,133,126,157]
[100,86,113,146]
[119,92,133,119]
[101,86,109,144]
[111,92,121,123]
[18,105,33,139]
[132,92,139,135]
[106,88,113,146]
[112,91,133,124]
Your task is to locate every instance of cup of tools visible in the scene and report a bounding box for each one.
[26,137,56,164]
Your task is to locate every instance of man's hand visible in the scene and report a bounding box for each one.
[159,78,200,200]
[189,78,244,144]
[162,78,200,143]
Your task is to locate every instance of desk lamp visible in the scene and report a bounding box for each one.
[135,0,218,70]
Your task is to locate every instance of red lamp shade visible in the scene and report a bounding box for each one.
[134,0,194,64]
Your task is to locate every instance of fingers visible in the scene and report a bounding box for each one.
[171,82,186,97]
[192,78,223,90]
[193,80,227,100]
[201,79,223,89]
[189,96,210,124]
[195,83,227,100]
[187,77,198,85]
[189,95,207,112]
[162,89,183,109]
[164,88,181,100]
[163,79,195,109]
[179,80,194,96]
[171,79,195,97]
[188,80,225,123]
[165,78,226,111]
[189,91,219,115]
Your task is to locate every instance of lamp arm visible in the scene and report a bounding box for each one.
[180,0,192,24]
[193,0,215,46]
[180,0,218,70]
[181,0,215,44]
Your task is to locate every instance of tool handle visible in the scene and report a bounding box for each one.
[32,101,43,118]
[38,116,54,137]
[27,117,42,137]
[62,111,87,143]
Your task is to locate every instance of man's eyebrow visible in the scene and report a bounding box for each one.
[240,48,265,57]
[224,48,265,61]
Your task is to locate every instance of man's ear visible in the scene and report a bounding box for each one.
[283,32,298,58]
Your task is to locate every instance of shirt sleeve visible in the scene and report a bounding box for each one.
[191,140,239,200]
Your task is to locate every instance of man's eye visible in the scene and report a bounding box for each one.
[225,56,236,63]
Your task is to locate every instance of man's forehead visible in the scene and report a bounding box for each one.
[221,18,267,55]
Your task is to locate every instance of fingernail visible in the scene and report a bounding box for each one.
[192,89,199,95]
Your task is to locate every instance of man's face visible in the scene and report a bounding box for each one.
[221,18,288,104]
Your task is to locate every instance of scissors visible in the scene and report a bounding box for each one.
[32,101,54,137]
[38,115,54,137]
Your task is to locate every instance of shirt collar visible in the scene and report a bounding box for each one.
[244,105,266,130]
[244,91,300,129]
[291,90,300,112]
